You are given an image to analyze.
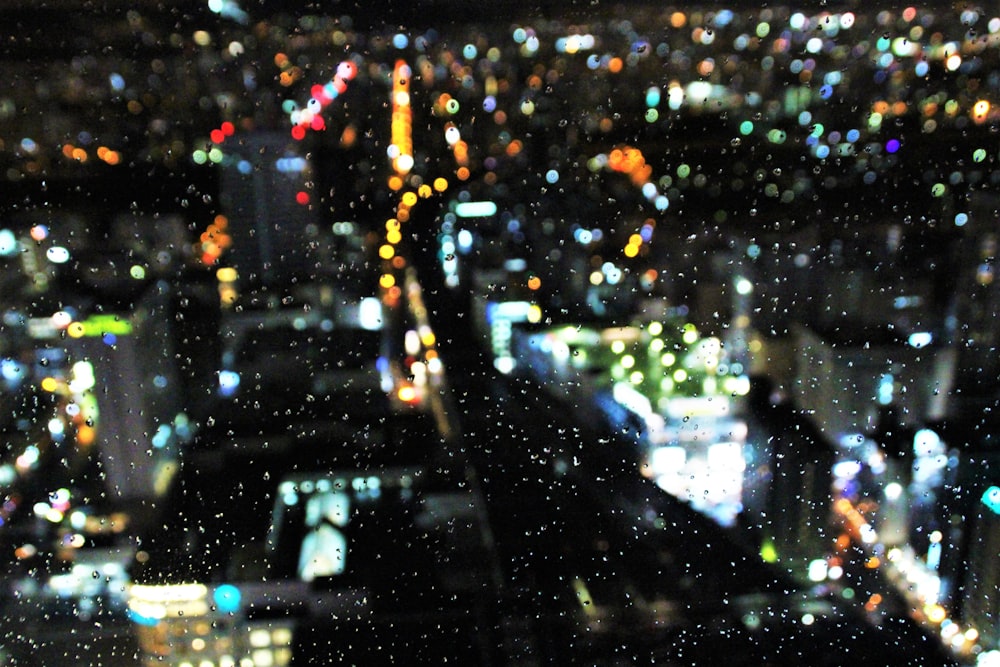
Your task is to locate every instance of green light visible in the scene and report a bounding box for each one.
[78,314,132,337]
[974,148,987,163]
[760,539,778,563]
[192,150,207,165]
[677,164,691,179]
[739,120,754,136]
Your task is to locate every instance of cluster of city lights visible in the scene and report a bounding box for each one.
[284,60,358,141]
[196,214,233,266]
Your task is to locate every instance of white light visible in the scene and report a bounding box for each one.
[46,246,71,264]
[455,201,498,218]
[885,482,903,501]
[908,332,932,348]
[359,297,383,331]
[807,559,829,582]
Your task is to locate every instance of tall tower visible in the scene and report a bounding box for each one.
[219,132,319,287]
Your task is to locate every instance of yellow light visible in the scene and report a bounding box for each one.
[527,304,543,323]
[973,99,991,122]
[379,273,396,289]
[420,330,436,347]
[401,191,418,207]
[67,322,86,338]
[433,177,448,192]
[672,369,687,382]
[620,354,635,369]
[648,321,663,336]
[216,267,238,282]
[623,243,639,258]
[925,604,947,624]
[610,340,625,354]
[40,377,60,393]
[397,384,418,403]
[418,184,432,198]
[660,352,676,366]
[386,229,402,244]
[629,371,644,385]
[378,244,395,259]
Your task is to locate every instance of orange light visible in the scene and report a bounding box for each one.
[340,124,357,148]
[527,276,541,290]
[608,57,623,73]
[388,175,404,191]
[456,166,470,181]
[76,424,95,447]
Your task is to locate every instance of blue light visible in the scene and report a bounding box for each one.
[127,608,160,627]
[214,584,242,613]
[457,229,473,252]
[982,486,1000,515]
[219,370,241,397]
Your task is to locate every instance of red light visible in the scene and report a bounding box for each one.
[290,125,306,141]
[221,121,235,136]
[210,129,225,144]
[310,115,326,131]
[295,191,310,205]
[311,84,325,99]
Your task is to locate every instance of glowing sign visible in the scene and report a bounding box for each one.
[67,314,133,338]
[454,201,498,218]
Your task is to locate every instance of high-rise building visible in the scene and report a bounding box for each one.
[219,132,321,287]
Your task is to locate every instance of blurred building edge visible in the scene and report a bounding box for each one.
[792,323,952,444]
[218,132,321,291]
[742,375,835,572]
[66,281,219,508]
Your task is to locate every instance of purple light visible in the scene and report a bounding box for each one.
[886,139,900,153]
